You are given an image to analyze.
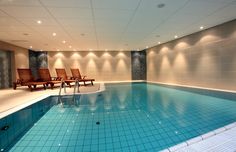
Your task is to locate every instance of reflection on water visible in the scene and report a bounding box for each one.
[58,83,236,131]
[15,82,236,152]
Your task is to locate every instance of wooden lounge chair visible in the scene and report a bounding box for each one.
[38,68,61,89]
[55,69,75,87]
[13,69,47,91]
[71,68,95,86]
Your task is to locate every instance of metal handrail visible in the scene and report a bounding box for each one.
[58,78,66,105]
[73,79,80,103]
[58,78,80,106]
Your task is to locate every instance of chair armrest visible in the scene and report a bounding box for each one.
[51,77,58,80]
[16,79,22,84]
[67,76,73,80]
[71,77,76,80]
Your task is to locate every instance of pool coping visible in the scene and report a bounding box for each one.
[147,81,236,94]
[0,83,106,119]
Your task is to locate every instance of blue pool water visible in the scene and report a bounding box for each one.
[9,83,236,151]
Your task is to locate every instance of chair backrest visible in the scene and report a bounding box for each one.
[38,69,51,81]
[17,69,34,83]
[71,69,82,79]
[55,69,67,80]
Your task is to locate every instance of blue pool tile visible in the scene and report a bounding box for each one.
[7,83,236,152]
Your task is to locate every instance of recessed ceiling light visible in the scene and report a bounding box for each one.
[157,3,165,8]
[146,46,149,49]
[29,46,32,49]
[158,42,161,44]
[174,35,178,39]
[137,49,140,51]
[40,49,43,51]
[200,26,204,30]
[62,40,66,44]
[37,20,42,24]
[52,33,56,36]
[69,45,72,48]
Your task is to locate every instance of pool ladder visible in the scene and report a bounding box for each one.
[58,78,80,106]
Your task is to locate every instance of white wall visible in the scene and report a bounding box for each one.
[48,51,131,81]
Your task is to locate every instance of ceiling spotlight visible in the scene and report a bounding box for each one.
[174,35,178,39]
[146,46,149,49]
[62,40,66,44]
[69,45,72,48]
[157,3,165,8]
[158,42,161,44]
[200,26,204,30]
[29,46,32,49]
[52,33,56,36]
[40,49,43,52]
[37,20,42,24]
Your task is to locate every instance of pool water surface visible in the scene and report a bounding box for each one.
[9,83,236,151]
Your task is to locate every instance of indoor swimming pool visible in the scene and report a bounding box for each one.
[4,82,236,151]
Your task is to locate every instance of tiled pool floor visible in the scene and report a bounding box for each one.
[3,82,236,151]
[10,106,185,152]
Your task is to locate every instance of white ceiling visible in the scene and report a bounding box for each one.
[0,0,236,51]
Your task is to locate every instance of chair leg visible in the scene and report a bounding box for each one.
[50,83,54,89]
[13,82,17,90]
[28,85,33,91]
[67,82,71,88]
[91,81,93,85]
[43,84,46,90]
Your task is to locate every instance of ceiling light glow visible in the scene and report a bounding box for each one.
[37,20,42,24]
[52,33,56,36]
[200,26,204,30]
[62,40,66,44]
[174,35,178,39]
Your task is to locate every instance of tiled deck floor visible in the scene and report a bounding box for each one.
[162,122,236,152]
[0,83,101,116]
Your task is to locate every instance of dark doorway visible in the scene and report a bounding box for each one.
[0,50,13,89]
